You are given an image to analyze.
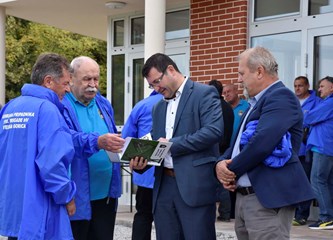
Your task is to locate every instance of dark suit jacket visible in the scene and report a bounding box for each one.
[219,97,234,154]
[221,81,314,208]
[151,79,224,210]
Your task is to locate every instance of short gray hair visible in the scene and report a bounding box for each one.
[241,46,278,77]
[31,53,72,85]
[70,56,99,76]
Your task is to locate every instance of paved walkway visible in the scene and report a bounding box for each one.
[117,205,332,240]
[1,205,332,239]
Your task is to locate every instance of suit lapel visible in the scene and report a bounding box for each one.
[245,81,285,123]
[173,80,193,135]
[156,100,168,138]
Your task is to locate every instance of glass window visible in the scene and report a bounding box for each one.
[251,31,301,90]
[254,0,300,21]
[132,58,144,106]
[166,9,190,40]
[313,34,333,86]
[131,17,144,45]
[113,20,124,47]
[111,54,125,126]
[309,0,333,15]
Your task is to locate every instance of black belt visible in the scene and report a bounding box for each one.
[236,186,255,195]
[163,168,175,177]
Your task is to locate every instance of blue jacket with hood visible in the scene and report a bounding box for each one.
[0,84,76,239]
[62,92,121,220]
[298,90,321,156]
[304,93,333,157]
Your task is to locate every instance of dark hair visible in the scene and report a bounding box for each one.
[208,79,223,95]
[31,53,72,85]
[319,76,333,84]
[142,53,180,78]
[294,76,309,85]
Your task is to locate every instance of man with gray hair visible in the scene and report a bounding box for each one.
[215,47,314,240]
[62,56,125,240]
[0,53,76,240]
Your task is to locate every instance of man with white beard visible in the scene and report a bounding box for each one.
[62,56,125,240]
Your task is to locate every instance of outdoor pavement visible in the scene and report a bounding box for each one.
[1,205,332,239]
[116,205,333,240]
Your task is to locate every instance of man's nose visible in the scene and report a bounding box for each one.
[87,79,97,86]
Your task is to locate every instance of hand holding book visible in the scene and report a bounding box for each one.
[106,134,172,166]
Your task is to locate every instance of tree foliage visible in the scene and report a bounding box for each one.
[5,16,107,102]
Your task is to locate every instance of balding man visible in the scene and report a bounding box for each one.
[223,83,249,143]
[62,56,125,240]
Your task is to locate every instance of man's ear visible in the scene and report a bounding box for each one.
[257,66,264,80]
[166,64,175,76]
[42,75,53,88]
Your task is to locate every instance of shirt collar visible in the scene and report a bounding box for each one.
[251,80,281,107]
[68,92,96,107]
[164,76,188,102]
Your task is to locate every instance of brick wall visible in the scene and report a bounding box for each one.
[190,0,248,89]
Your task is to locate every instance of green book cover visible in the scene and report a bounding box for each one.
[107,137,172,166]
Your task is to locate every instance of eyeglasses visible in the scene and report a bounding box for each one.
[148,71,165,89]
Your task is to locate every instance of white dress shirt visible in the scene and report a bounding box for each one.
[163,77,188,169]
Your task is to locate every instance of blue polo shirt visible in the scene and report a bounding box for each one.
[231,98,249,143]
[67,93,112,200]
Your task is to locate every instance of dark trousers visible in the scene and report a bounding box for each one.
[229,191,236,219]
[71,197,117,240]
[132,186,154,240]
[217,187,236,219]
[154,175,216,240]
[216,185,231,220]
[294,155,313,220]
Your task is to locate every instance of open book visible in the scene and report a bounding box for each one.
[107,137,172,166]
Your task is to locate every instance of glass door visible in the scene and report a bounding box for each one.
[126,49,189,123]
[307,27,333,89]
[126,53,144,122]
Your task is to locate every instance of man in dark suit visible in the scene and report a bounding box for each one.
[131,53,223,240]
[208,79,234,222]
[215,46,315,240]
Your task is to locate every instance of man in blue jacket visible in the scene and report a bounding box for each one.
[304,76,333,230]
[122,90,162,240]
[0,53,76,240]
[62,56,125,240]
[292,76,321,226]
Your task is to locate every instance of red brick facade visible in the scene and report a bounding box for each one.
[190,0,248,88]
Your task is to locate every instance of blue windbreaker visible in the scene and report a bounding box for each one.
[0,84,76,239]
[121,91,163,188]
[62,93,121,220]
[298,90,321,156]
[240,120,292,168]
[304,94,333,156]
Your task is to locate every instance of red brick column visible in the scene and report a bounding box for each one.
[190,0,248,87]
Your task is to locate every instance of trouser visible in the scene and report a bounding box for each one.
[154,174,216,240]
[235,193,294,240]
[216,185,231,219]
[132,186,154,240]
[71,197,117,240]
[311,152,333,221]
[294,155,312,220]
